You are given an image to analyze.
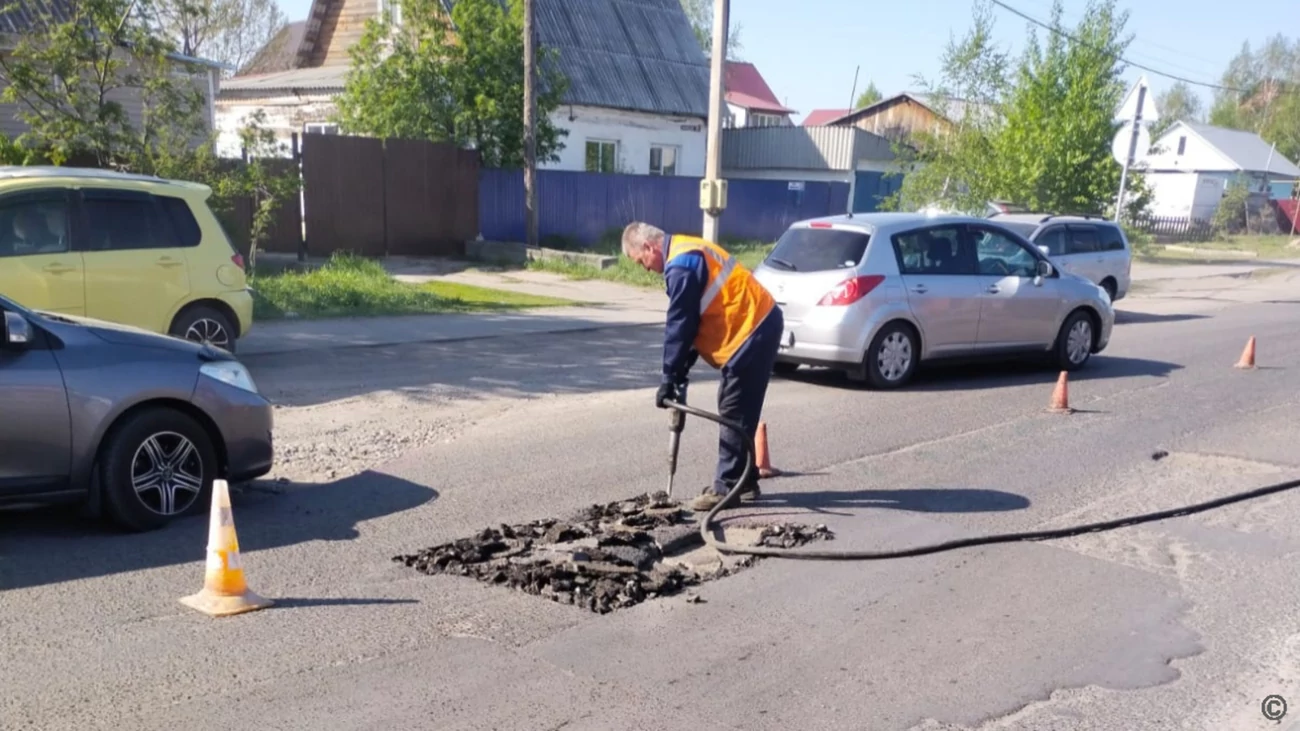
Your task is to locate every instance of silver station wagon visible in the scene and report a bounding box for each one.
[751,212,1115,389]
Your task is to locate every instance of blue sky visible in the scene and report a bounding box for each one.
[272,0,1290,123]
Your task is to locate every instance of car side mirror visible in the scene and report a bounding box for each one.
[2,311,33,348]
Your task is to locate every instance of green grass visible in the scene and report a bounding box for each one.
[527,237,776,288]
[250,252,576,320]
[1137,234,1300,264]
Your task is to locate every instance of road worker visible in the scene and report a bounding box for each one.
[621,221,784,512]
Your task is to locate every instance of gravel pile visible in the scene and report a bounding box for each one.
[393,492,835,614]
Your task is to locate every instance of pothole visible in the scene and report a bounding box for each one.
[392,492,834,614]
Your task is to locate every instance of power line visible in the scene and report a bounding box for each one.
[987,0,1249,94]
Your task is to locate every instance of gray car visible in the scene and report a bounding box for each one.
[751,212,1115,389]
[0,293,273,531]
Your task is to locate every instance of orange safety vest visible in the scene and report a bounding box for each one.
[665,235,775,369]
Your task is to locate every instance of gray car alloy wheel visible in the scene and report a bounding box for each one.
[1066,318,1093,365]
[132,431,205,516]
[876,331,914,382]
[184,318,231,350]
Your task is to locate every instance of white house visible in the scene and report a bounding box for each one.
[214,0,710,177]
[1141,121,1300,221]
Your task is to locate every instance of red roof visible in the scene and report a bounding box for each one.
[724,61,794,115]
[801,108,851,126]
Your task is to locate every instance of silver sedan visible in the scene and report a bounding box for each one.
[751,212,1115,389]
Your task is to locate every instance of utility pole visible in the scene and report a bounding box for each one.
[522,0,538,248]
[700,0,729,242]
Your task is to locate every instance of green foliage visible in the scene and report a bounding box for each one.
[854,81,882,110]
[527,239,773,288]
[1150,81,1203,139]
[335,0,568,168]
[0,0,209,167]
[1208,35,1300,163]
[679,0,743,59]
[253,251,573,320]
[893,0,1149,221]
[0,0,300,267]
[1213,177,1253,235]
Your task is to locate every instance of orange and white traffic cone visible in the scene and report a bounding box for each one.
[1047,371,1074,414]
[1234,336,1257,369]
[179,479,273,617]
[755,421,782,478]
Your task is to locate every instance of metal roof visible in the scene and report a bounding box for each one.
[532,0,709,117]
[220,65,349,93]
[722,126,896,171]
[1180,122,1300,177]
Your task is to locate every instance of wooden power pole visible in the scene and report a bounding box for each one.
[522,0,538,248]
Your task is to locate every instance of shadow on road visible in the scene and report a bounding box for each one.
[1114,310,1209,325]
[782,355,1182,393]
[740,487,1031,519]
[0,470,436,591]
[242,324,676,408]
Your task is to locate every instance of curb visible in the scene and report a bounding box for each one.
[239,321,661,360]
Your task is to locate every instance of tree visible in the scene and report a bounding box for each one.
[888,0,1149,219]
[679,0,742,59]
[150,0,287,73]
[854,81,882,110]
[1151,81,1203,138]
[0,0,210,166]
[1208,35,1300,162]
[334,0,568,168]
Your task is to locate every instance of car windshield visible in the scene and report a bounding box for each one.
[765,227,871,273]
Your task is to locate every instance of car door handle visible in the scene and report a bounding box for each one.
[155,257,184,268]
[986,284,1000,294]
[42,263,75,274]
[910,285,928,294]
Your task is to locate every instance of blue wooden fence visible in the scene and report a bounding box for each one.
[479,168,851,246]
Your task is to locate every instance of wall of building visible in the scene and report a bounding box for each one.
[848,97,948,142]
[545,105,707,177]
[1145,171,1228,220]
[214,93,338,158]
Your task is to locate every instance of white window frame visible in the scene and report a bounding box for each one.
[379,0,402,26]
[305,122,339,135]
[585,139,618,173]
[649,144,679,176]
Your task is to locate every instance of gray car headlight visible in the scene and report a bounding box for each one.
[200,361,259,394]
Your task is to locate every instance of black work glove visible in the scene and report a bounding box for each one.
[655,378,687,408]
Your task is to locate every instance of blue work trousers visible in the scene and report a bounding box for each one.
[711,306,784,495]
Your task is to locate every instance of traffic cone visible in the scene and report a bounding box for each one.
[755,421,782,478]
[1234,336,1257,369]
[180,479,273,617]
[1047,371,1074,414]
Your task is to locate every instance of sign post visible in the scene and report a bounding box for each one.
[1113,75,1157,223]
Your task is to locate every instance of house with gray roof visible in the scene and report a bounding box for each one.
[0,0,227,144]
[1141,121,1300,221]
[215,0,711,175]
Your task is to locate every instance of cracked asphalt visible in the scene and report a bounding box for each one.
[3,269,1300,730]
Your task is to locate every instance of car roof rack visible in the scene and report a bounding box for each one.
[1043,212,1109,222]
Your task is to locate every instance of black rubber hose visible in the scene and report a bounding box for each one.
[663,399,1300,561]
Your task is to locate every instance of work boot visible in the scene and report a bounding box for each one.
[690,489,729,512]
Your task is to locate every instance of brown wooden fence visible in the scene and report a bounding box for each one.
[301,133,480,257]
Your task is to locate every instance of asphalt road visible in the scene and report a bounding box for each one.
[4,277,1300,731]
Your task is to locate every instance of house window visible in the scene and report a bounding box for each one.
[649,145,678,176]
[1177,136,1186,155]
[585,140,617,173]
[305,123,339,135]
[379,0,401,25]
[750,113,783,128]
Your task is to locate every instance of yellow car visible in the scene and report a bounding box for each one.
[0,166,253,352]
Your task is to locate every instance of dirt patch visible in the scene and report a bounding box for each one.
[392,492,834,614]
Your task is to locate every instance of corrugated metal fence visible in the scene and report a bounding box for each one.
[479,168,850,245]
